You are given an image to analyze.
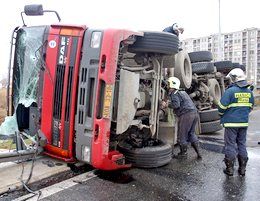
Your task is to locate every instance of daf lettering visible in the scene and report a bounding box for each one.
[59,37,66,64]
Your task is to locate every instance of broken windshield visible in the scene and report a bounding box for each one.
[0,26,47,136]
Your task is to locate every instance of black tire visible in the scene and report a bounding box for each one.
[214,60,233,72]
[191,62,215,74]
[199,109,220,123]
[208,79,221,105]
[174,50,192,89]
[188,51,213,63]
[201,120,223,134]
[118,140,172,168]
[128,32,179,55]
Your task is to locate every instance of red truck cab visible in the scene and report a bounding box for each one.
[42,25,142,170]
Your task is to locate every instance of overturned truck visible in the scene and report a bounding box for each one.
[0,5,222,170]
[1,4,184,170]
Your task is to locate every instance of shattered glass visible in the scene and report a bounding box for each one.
[0,26,46,136]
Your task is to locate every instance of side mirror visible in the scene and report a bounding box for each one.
[21,4,61,26]
[24,4,43,16]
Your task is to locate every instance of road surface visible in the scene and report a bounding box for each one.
[2,109,260,201]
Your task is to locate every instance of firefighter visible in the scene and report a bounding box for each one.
[218,68,254,176]
[163,23,184,37]
[162,77,202,159]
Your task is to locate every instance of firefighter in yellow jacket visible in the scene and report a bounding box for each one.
[218,68,254,176]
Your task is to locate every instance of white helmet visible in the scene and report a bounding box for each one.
[172,23,179,31]
[227,68,246,83]
[168,77,180,89]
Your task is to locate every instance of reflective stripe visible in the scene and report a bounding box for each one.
[224,123,248,127]
[218,102,227,109]
[234,92,251,98]
[227,103,253,108]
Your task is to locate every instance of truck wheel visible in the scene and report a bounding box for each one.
[208,79,221,105]
[191,62,215,74]
[174,50,192,89]
[118,140,172,168]
[214,60,233,72]
[128,32,179,55]
[199,109,220,123]
[200,120,223,134]
[188,51,213,63]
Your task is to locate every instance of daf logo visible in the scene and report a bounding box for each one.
[58,37,69,65]
[49,40,56,48]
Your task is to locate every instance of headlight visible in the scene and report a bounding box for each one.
[82,146,90,162]
[90,31,102,48]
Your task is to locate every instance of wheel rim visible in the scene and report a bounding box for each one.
[214,82,221,101]
[184,58,192,87]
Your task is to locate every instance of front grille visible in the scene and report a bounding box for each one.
[52,64,65,146]
[65,66,74,122]
[52,36,79,148]
[53,65,65,119]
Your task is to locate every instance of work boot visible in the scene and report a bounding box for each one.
[174,144,188,159]
[191,142,202,159]
[223,158,235,176]
[238,156,248,176]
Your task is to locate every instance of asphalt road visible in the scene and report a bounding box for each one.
[37,147,260,201]
[4,109,260,201]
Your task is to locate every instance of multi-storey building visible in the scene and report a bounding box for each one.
[181,28,260,90]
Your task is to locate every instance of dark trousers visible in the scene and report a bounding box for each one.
[177,111,199,145]
[224,127,248,159]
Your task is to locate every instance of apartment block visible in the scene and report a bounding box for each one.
[181,28,260,89]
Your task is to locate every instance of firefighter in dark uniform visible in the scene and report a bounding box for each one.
[164,77,202,159]
[163,23,184,37]
[218,68,254,176]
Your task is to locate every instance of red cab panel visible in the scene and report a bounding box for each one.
[41,25,85,162]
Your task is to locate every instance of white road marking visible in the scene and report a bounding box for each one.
[14,170,97,201]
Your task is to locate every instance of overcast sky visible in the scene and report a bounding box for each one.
[0,0,260,79]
